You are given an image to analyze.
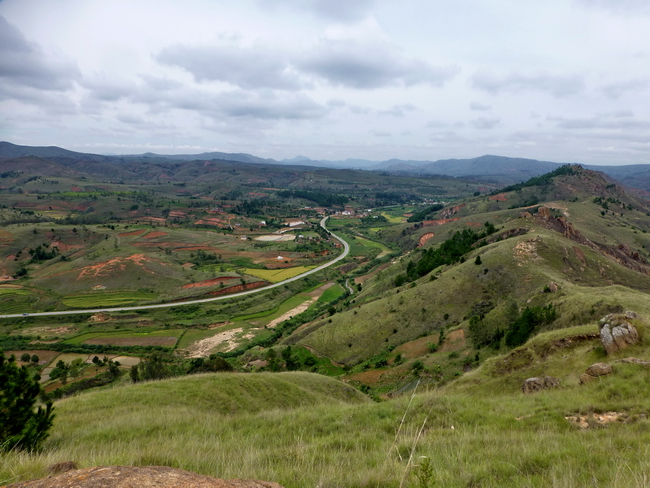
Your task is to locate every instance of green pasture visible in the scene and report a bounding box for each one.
[291,346,345,376]
[354,236,392,256]
[381,212,405,223]
[0,288,29,296]
[317,283,345,303]
[243,266,314,283]
[62,291,158,308]
[64,329,185,346]
[234,293,312,324]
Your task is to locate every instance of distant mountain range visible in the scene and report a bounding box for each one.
[3,141,650,191]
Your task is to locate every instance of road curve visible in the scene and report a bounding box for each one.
[0,217,350,319]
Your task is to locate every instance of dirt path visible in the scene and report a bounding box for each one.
[267,298,316,328]
[185,328,245,357]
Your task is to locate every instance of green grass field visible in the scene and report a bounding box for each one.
[4,360,650,487]
[0,288,29,296]
[62,291,159,308]
[243,266,314,283]
[317,284,345,303]
[64,329,185,346]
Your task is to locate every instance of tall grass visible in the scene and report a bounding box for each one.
[3,366,650,487]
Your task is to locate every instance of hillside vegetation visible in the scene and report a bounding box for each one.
[5,160,650,486]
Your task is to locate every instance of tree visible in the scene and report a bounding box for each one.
[475,255,482,265]
[20,353,30,362]
[30,355,39,364]
[0,355,54,452]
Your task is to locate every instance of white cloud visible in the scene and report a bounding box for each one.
[471,71,585,98]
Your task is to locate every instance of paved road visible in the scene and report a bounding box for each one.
[0,217,350,319]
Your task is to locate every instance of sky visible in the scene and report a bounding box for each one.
[1,0,649,165]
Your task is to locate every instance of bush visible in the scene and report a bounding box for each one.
[505,305,557,347]
[0,355,54,452]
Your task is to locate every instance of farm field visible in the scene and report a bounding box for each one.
[64,329,186,347]
[243,265,315,283]
[62,291,159,308]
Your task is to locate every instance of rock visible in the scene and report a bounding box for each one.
[548,282,558,293]
[519,211,533,219]
[4,466,285,488]
[537,207,551,220]
[585,362,613,377]
[599,313,640,355]
[579,373,595,384]
[580,362,613,384]
[616,357,650,367]
[522,376,560,393]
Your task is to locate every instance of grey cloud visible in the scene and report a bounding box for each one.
[470,116,500,130]
[379,104,416,117]
[601,79,650,99]
[258,0,375,21]
[297,40,459,89]
[82,76,138,102]
[349,105,371,114]
[327,98,347,107]
[213,90,327,119]
[0,15,79,92]
[548,114,650,129]
[426,120,448,128]
[139,75,183,92]
[155,45,303,90]
[470,101,491,111]
[471,71,585,97]
[370,130,392,137]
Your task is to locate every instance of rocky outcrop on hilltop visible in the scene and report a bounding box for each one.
[534,207,650,276]
[3,466,284,488]
[599,312,640,355]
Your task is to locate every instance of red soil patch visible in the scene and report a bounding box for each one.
[489,193,507,201]
[395,329,466,358]
[50,241,84,252]
[182,277,237,289]
[354,262,391,285]
[422,218,460,227]
[465,222,483,228]
[169,210,186,218]
[345,369,387,384]
[70,186,82,192]
[205,281,268,296]
[176,246,222,251]
[85,336,178,347]
[144,231,169,239]
[71,203,91,212]
[418,232,435,247]
[35,204,68,211]
[194,218,229,227]
[77,254,160,279]
[118,229,146,237]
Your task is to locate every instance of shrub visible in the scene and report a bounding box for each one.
[0,355,54,452]
[505,305,557,347]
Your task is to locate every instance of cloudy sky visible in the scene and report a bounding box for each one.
[1,0,649,164]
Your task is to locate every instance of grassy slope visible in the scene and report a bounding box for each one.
[4,337,650,487]
[293,168,650,368]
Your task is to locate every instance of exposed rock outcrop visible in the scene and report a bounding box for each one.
[4,466,285,488]
[522,376,560,393]
[615,357,650,367]
[599,312,640,355]
[579,362,613,384]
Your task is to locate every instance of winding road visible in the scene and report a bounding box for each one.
[0,217,350,319]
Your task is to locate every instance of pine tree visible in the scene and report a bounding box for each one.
[0,355,55,452]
